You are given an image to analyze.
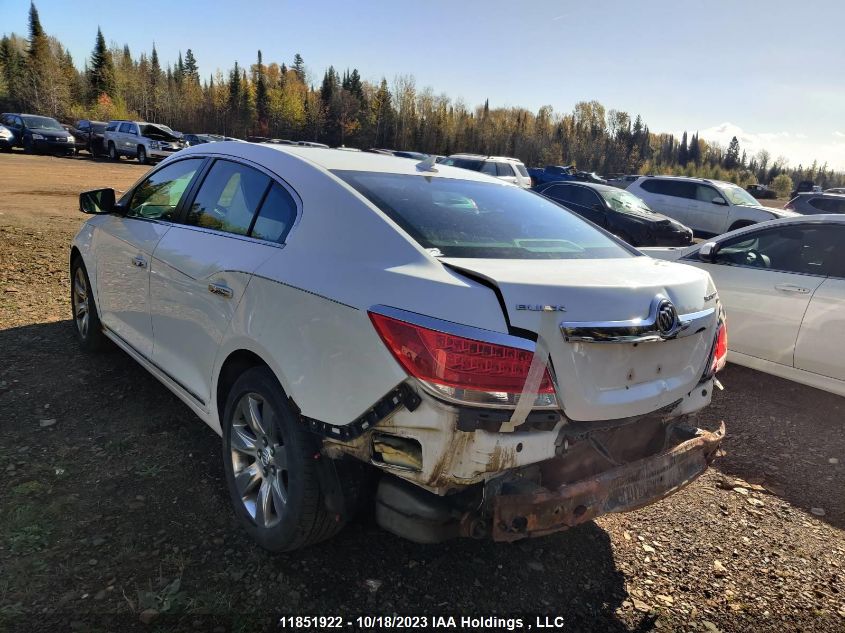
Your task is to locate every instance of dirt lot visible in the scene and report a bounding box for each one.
[0,153,843,633]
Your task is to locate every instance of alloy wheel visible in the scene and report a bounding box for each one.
[72,267,89,338]
[229,392,290,528]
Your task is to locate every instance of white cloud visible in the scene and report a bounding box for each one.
[694,122,845,171]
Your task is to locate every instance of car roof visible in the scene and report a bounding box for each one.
[638,174,741,188]
[178,142,514,184]
[796,192,845,198]
[449,153,525,163]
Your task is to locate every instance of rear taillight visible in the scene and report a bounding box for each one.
[711,321,728,374]
[369,312,556,408]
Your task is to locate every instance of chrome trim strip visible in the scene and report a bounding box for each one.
[561,302,716,344]
[368,304,535,351]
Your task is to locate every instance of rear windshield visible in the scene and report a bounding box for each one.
[334,171,634,260]
[514,163,529,177]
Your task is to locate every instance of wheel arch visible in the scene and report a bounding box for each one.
[215,347,295,433]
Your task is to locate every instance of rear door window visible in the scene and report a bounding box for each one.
[480,162,497,176]
[542,184,574,202]
[185,160,271,235]
[568,186,602,207]
[251,183,298,243]
[496,163,515,177]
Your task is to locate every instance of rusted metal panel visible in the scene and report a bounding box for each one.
[492,422,725,542]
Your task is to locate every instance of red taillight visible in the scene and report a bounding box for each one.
[711,322,728,374]
[369,312,554,395]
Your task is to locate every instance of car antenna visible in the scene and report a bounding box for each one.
[416,155,438,172]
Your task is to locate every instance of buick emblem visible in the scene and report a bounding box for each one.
[655,299,679,337]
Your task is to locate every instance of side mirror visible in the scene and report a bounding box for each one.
[712,196,727,206]
[79,188,116,214]
[698,241,718,263]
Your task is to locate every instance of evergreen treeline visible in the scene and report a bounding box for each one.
[2,3,842,190]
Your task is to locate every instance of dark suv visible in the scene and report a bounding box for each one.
[0,113,76,155]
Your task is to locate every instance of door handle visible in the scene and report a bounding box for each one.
[207,282,233,298]
[131,255,147,268]
[775,283,810,294]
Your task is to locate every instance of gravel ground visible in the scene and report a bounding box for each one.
[0,153,843,633]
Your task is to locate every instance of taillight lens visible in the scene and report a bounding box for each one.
[369,312,556,408]
[711,321,728,374]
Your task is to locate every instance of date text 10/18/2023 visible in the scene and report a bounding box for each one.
[278,616,569,630]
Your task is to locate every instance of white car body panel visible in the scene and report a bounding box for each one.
[92,214,170,357]
[442,256,718,421]
[149,227,279,406]
[644,215,845,397]
[794,277,845,382]
[72,143,722,494]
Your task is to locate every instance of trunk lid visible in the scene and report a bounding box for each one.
[442,255,718,421]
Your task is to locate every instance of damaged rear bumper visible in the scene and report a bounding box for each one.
[492,422,725,541]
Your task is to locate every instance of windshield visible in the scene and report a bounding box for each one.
[720,184,759,206]
[600,189,657,216]
[334,171,634,260]
[22,115,63,130]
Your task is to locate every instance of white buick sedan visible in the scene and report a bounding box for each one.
[71,144,726,551]
[646,215,845,398]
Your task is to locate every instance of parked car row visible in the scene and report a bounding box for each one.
[0,111,247,164]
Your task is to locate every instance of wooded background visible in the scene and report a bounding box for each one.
[2,3,842,194]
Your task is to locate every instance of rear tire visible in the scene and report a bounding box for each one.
[137,146,147,165]
[221,366,347,551]
[70,257,105,352]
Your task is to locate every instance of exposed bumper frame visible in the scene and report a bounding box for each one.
[492,421,725,541]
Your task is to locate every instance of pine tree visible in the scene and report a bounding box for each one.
[255,50,268,127]
[351,69,363,97]
[25,1,51,111]
[184,49,198,81]
[0,35,26,108]
[88,27,114,99]
[678,131,688,166]
[292,53,305,82]
[150,44,161,85]
[724,136,741,169]
[174,51,184,84]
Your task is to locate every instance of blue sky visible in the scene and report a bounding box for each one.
[4,0,844,168]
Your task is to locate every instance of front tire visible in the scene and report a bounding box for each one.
[222,367,345,551]
[70,257,105,352]
[108,142,118,161]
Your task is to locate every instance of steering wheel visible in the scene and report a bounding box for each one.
[744,249,767,267]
